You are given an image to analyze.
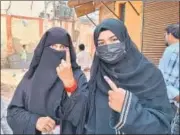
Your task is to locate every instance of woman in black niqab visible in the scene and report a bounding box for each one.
[7,27,88,134]
[85,18,173,134]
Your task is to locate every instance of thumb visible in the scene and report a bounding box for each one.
[56,67,59,73]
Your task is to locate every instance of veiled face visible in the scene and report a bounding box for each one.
[97,30,120,46]
[50,44,66,51]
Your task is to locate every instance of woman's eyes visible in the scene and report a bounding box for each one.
[50,45,66,51]
[97,38,119,46]
[98,42,105,46]
[52,45,65,48]
[112,38,118,42]
[59,45,65,49]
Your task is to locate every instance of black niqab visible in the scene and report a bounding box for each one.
[25,27,79,118]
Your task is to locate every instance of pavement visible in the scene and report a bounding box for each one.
[1,69,26,102]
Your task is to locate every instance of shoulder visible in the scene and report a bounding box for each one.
[164,46,173,53]
[166,43,179,52]
[173,43,179,53]
[76,52,81,59]
[77,51,83,55]
[84,51,90,55]
[18,75,29,87]
[14,75,30,96]
[163,45,177,58]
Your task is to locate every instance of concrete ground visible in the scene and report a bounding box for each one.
[1,69,26,102]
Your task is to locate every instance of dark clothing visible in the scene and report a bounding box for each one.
[7,27,88,134]
[95,90,115,134]
[86,18,173,134]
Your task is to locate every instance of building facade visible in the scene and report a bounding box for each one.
[68,0,179,65]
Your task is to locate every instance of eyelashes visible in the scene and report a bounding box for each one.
[98,39,120,46]
[112,38,118,41]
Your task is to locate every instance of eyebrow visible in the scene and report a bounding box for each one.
[109,35,117,39]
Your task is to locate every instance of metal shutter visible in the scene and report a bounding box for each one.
[142,1,179,65]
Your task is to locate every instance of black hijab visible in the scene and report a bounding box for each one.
[25,27,79,118]
[86,18,168,133]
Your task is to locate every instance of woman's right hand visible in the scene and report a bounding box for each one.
[36,116,56,133]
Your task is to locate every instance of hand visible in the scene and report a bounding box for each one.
[56,48,75,87]
[104,76,126,113]
[174,95,180,102]
[36,116,55,133]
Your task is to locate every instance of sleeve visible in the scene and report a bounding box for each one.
[158,48,169,72]
[7,78,41,134]
[110,91,172,134]
[54,72,89,131]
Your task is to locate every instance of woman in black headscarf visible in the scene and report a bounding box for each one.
[85,18,173,134]
[7,27,88,134]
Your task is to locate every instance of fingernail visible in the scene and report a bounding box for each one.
[104,76,109,81]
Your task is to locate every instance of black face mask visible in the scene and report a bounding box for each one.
[39,47,66,69]
[96,42,126,64]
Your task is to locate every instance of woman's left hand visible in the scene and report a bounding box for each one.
[104,76,126,113]
[56,48,75,88]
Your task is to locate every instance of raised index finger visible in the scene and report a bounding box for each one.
[66,48,71,63]
[104,76,118,91]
